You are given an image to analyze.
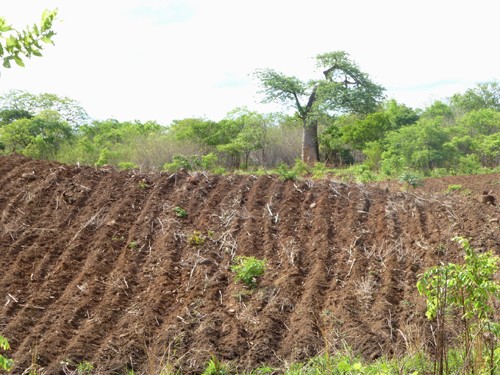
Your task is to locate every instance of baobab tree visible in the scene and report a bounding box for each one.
[255,51,385,163]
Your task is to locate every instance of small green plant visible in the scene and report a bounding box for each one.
[188,230,205,247]
[399,170,423,189]
[231,256,266,288]
[446,184,463,192]
[128,241,138,250]
[77,360,94,374]
[0,335,13,371]
[202,355,230,375]
[111,235,125,242]
[173,206,188,218]
[137,179,149,189]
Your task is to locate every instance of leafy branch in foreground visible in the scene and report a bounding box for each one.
[0,9,57,70]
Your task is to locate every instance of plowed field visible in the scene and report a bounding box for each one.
[0,155,498,374]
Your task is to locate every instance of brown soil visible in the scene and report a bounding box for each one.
[0,154,499,374]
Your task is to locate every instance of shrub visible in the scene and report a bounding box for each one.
[276,163,297,181]
[231,256,266,288]
[417,237,500,374]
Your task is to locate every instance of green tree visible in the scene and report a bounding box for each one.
[0,90,89,127]
[255,51,385,164]
[216,108,271,168]
[0,110,73,158]
[0,9,57,71]
[458,108,500,136]
[381,117,450,174]
[341,112,392,150]
[450,81,500,113]
[0,108,33,125]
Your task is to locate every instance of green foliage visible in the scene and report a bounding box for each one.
[417,237,500,374]
[117,161,137,170]
[188,231,206,247]
[172,206,188,218]
[0,10,57,70]
[231,256,266,288]
[76,360,94,374]
[456,153,481,174]
[399,170,423,189]
[285,350,423,375]
[450,81,500,112]
[0,110,73,159]
[0,108,33,125]
[341,112,392,150]
[0,90,89,127]
[0,335,13,371]
[446,184,463,192]
[202,355,230,375]
[362,141,384,171]
[255,50,385,163]
[276,163,298,181]
[163,154,193,172]
[311,162,328,179]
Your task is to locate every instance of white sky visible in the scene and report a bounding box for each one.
[1,0,498,124]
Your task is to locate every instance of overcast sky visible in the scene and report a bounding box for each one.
[1,0,498,124]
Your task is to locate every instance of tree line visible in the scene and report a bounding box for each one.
[0,79,498,180]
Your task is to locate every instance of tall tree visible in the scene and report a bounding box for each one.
[0,9,57,72]
[255,51,385,163]
[0,90,89,127]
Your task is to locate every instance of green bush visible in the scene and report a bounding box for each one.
[276,163,298,181]
[231,256,266,288]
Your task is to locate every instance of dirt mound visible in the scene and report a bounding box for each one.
[0,155,499,374]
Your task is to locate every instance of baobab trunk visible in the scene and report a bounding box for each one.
[302,120,319,164]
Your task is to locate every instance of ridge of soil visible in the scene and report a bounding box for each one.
[0,154,499,374]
